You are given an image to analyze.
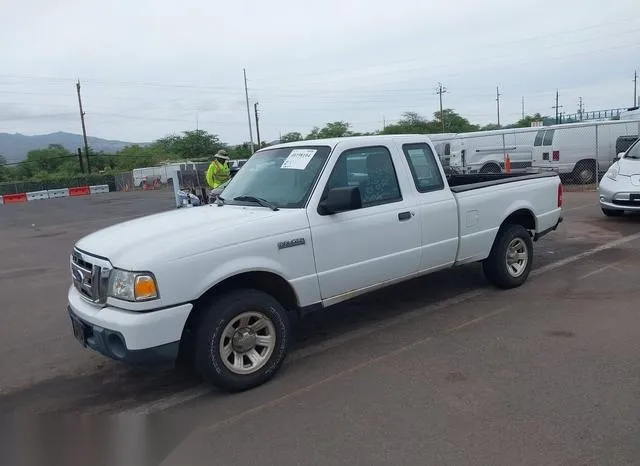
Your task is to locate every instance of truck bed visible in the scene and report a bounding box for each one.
[447,172,559,192]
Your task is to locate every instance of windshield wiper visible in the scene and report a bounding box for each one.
[233,195,279,211]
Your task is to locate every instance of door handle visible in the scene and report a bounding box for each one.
[398,211,412,221]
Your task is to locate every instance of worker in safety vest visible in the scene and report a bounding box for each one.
[206,150,231,189]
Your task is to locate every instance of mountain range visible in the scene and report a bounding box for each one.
[0,132,141,163]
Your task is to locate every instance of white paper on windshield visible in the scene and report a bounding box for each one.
[281,149,317,170]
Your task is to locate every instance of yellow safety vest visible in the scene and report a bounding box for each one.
[206,160,230,189]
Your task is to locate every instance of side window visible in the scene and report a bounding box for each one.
[534,130,544,147]
[444,143,451,156]
[324,146,402,208]
[402,143,445,193]
[542,129,555,146]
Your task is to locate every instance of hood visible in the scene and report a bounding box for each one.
[615,158,640,176]
[75,204,304,268]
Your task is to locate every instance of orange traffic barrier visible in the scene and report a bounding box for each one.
[3,193,27,203]
[69,186,90,196]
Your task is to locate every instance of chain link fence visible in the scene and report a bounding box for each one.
[440,119,640,191]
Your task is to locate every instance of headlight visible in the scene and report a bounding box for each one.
[606,166,618,181]
[108,269,159,301]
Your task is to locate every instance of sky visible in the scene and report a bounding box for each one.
[0,0,639,145]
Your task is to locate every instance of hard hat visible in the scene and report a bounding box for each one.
[215,149,229,160]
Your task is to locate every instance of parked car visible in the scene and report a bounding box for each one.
[66,135,563,393]
[598,137,640,216]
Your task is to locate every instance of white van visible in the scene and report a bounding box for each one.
[449,127,538,174]
[427,133,456,166]
[531,120,640,184]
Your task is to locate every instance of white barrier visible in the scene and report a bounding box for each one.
[26,190,50,201]
[47,188,70,198]
[0,195,3,205]
[90,184,110,194]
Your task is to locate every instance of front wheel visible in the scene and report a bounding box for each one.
[482,224,533,289]
[194,289,291,392]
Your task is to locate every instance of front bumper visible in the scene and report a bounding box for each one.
[67,286,192,365]
[598,175,640,212]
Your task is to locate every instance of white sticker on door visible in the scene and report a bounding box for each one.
[280,149,318,170]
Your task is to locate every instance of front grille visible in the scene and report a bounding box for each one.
[71,250,110,304]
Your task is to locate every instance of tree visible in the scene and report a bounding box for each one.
[17,145,75,179]
[381,112,431,134]
[280,132,303,143]
[512,113,545,128]
[306,121,353,140]
[154,129,222,159]
[0,154,8,182]
[317,121,353,138]
[431,109,479,133]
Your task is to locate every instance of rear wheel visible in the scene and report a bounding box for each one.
[601,208,624,217]
[480,164,501,174]
[194,289,291,392]
[482,224,533,289]
[572,160,596,184]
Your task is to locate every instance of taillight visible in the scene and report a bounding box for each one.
[558,183,564,208]
[552,150,560,161]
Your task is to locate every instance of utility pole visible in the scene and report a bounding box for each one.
[243,68,255,154]
[634,70,637,107]
[521,96,525,120]
[77,148,84,173]
[578,97,584,121]
[436,82,447,133]
[552,90,563,125]
[75,80,91,172]
[496,86,501,127]
[254,102,261,148]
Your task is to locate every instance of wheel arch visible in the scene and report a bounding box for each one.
[178,271,300,358]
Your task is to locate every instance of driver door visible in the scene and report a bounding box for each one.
[306,143,421,302]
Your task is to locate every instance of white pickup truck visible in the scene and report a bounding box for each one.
[67,135,563,392]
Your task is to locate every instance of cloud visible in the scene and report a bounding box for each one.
[0,0,639,142]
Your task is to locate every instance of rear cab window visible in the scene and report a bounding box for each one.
[542,129,555,146]
[401,143,445,193]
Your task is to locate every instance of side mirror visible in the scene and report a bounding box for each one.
[615,152,625,162]
[318,186,362,215]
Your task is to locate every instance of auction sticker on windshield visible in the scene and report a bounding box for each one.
[281,149,317,170]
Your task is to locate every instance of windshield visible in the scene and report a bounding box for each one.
[220,145,332,208]
[623,139,640,159]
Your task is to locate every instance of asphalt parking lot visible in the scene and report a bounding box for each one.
[1,189,639,465]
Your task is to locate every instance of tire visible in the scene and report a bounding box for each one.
[194,289,291,392]
[482,224,533,289]
[572,160,596,184]
[601,208,624,217]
